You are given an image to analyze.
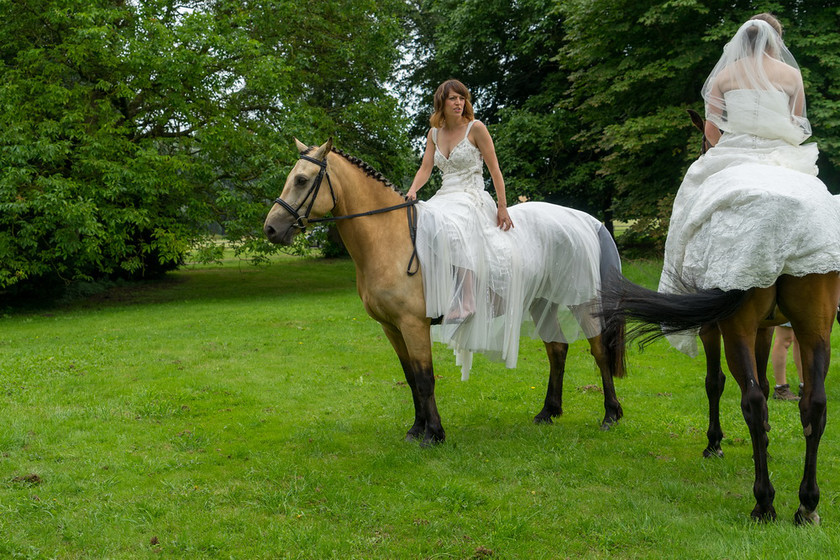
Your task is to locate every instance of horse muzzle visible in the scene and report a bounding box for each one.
[263,210,300,245]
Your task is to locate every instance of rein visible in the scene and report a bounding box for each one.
[273,151,420,276]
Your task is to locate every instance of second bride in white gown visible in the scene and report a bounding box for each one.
[407,79,618,378]
[660,14,840,355]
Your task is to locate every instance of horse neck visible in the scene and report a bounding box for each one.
[327,154,408,265]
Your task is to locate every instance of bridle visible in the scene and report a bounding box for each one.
[272,150,420,275]
[273,153,336,233]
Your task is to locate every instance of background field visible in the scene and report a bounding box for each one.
[2,253,840,559]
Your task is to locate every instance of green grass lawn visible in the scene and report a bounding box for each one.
[2,253,840,559]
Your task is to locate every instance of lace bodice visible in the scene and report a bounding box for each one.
[433,122,484,182]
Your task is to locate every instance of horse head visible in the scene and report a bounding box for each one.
[264,138,335,245]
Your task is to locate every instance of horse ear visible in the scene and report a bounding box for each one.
[687,109,705,133]
[312,138,333,162]
[294,138,308,153]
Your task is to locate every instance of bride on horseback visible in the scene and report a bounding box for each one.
[406,79,620,379]
[659,13,840,356]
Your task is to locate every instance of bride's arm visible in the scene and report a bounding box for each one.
[472,121,513,230]
[406,129,435,200]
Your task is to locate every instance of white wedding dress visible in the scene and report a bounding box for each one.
[660,89,840,356]
[416,121,618,378]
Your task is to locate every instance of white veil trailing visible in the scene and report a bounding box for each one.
[701,18,811,145]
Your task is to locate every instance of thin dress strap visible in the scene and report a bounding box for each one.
[464,120,476,139]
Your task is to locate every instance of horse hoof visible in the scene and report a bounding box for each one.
[418,428,446,447]
[703,446,724,458]
[533,414,555,425]
[794,506,820,526]
[419,436,445,448]
[750,505,777,522]
[600,415,620,431]
[405,429,423,442]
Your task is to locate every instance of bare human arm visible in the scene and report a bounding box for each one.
[406,129,436,201]
[470,120,513,230]
[705,77,724,147]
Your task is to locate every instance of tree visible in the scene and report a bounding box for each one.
[402,0,840,241]
[557,0,840,242]
[0,0,412,293]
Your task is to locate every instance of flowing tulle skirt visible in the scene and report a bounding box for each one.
[417,188,612,379]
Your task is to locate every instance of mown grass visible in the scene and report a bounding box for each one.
[2,252,840,559]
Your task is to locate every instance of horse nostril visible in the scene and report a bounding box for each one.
[264,224,276,237]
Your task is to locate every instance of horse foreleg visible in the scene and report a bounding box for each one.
[588,334,623,430]
[380,323,445,445]
[699,324,726,458]
[795,337,828,526]
[534,340,569,424]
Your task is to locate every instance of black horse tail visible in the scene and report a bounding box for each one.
[599,271,748,350]
[597,226,626,378]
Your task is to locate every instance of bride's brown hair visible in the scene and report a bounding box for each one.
[750,12,783,37]
[430,79,474,128]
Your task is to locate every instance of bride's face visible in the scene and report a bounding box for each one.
[444,92,465,121]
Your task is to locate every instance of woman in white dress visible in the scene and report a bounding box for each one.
[407,80,615,378]
[406,79,514,326]
[660,13,840,355]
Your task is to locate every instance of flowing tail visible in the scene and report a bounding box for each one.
[599,272,749,350]
[597,226,626,378]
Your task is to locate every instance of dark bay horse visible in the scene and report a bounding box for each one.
[686,109,777,460]
[600,116,840,523]
[685,110,835,462]
[263,139,626,445]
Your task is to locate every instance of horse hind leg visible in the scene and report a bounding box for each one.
[530,298,622,429]
[589,333,624,429]
[793,332,829,525]
[719,287,777,521]
[778,274,840,525]
[755,326,773,401]
[572,301,623,429]
[534,340,569,424]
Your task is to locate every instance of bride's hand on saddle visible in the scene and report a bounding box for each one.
[497,207,514,231]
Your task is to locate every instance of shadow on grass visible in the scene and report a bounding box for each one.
[1,255,357,315]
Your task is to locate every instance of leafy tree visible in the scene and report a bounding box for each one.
[403,0,840,241]
[557,0,840,242]
[0,0,412,293]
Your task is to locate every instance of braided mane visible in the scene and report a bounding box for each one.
[300,145,403,195]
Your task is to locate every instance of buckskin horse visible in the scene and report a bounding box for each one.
[263,139,626,446]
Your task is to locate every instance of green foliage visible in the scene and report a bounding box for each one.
[403,1,840,240]
[0,0,412,291]
[6,0,840,291]
[557,0,840,239]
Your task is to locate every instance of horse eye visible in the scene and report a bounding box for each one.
[295,175,309,186]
